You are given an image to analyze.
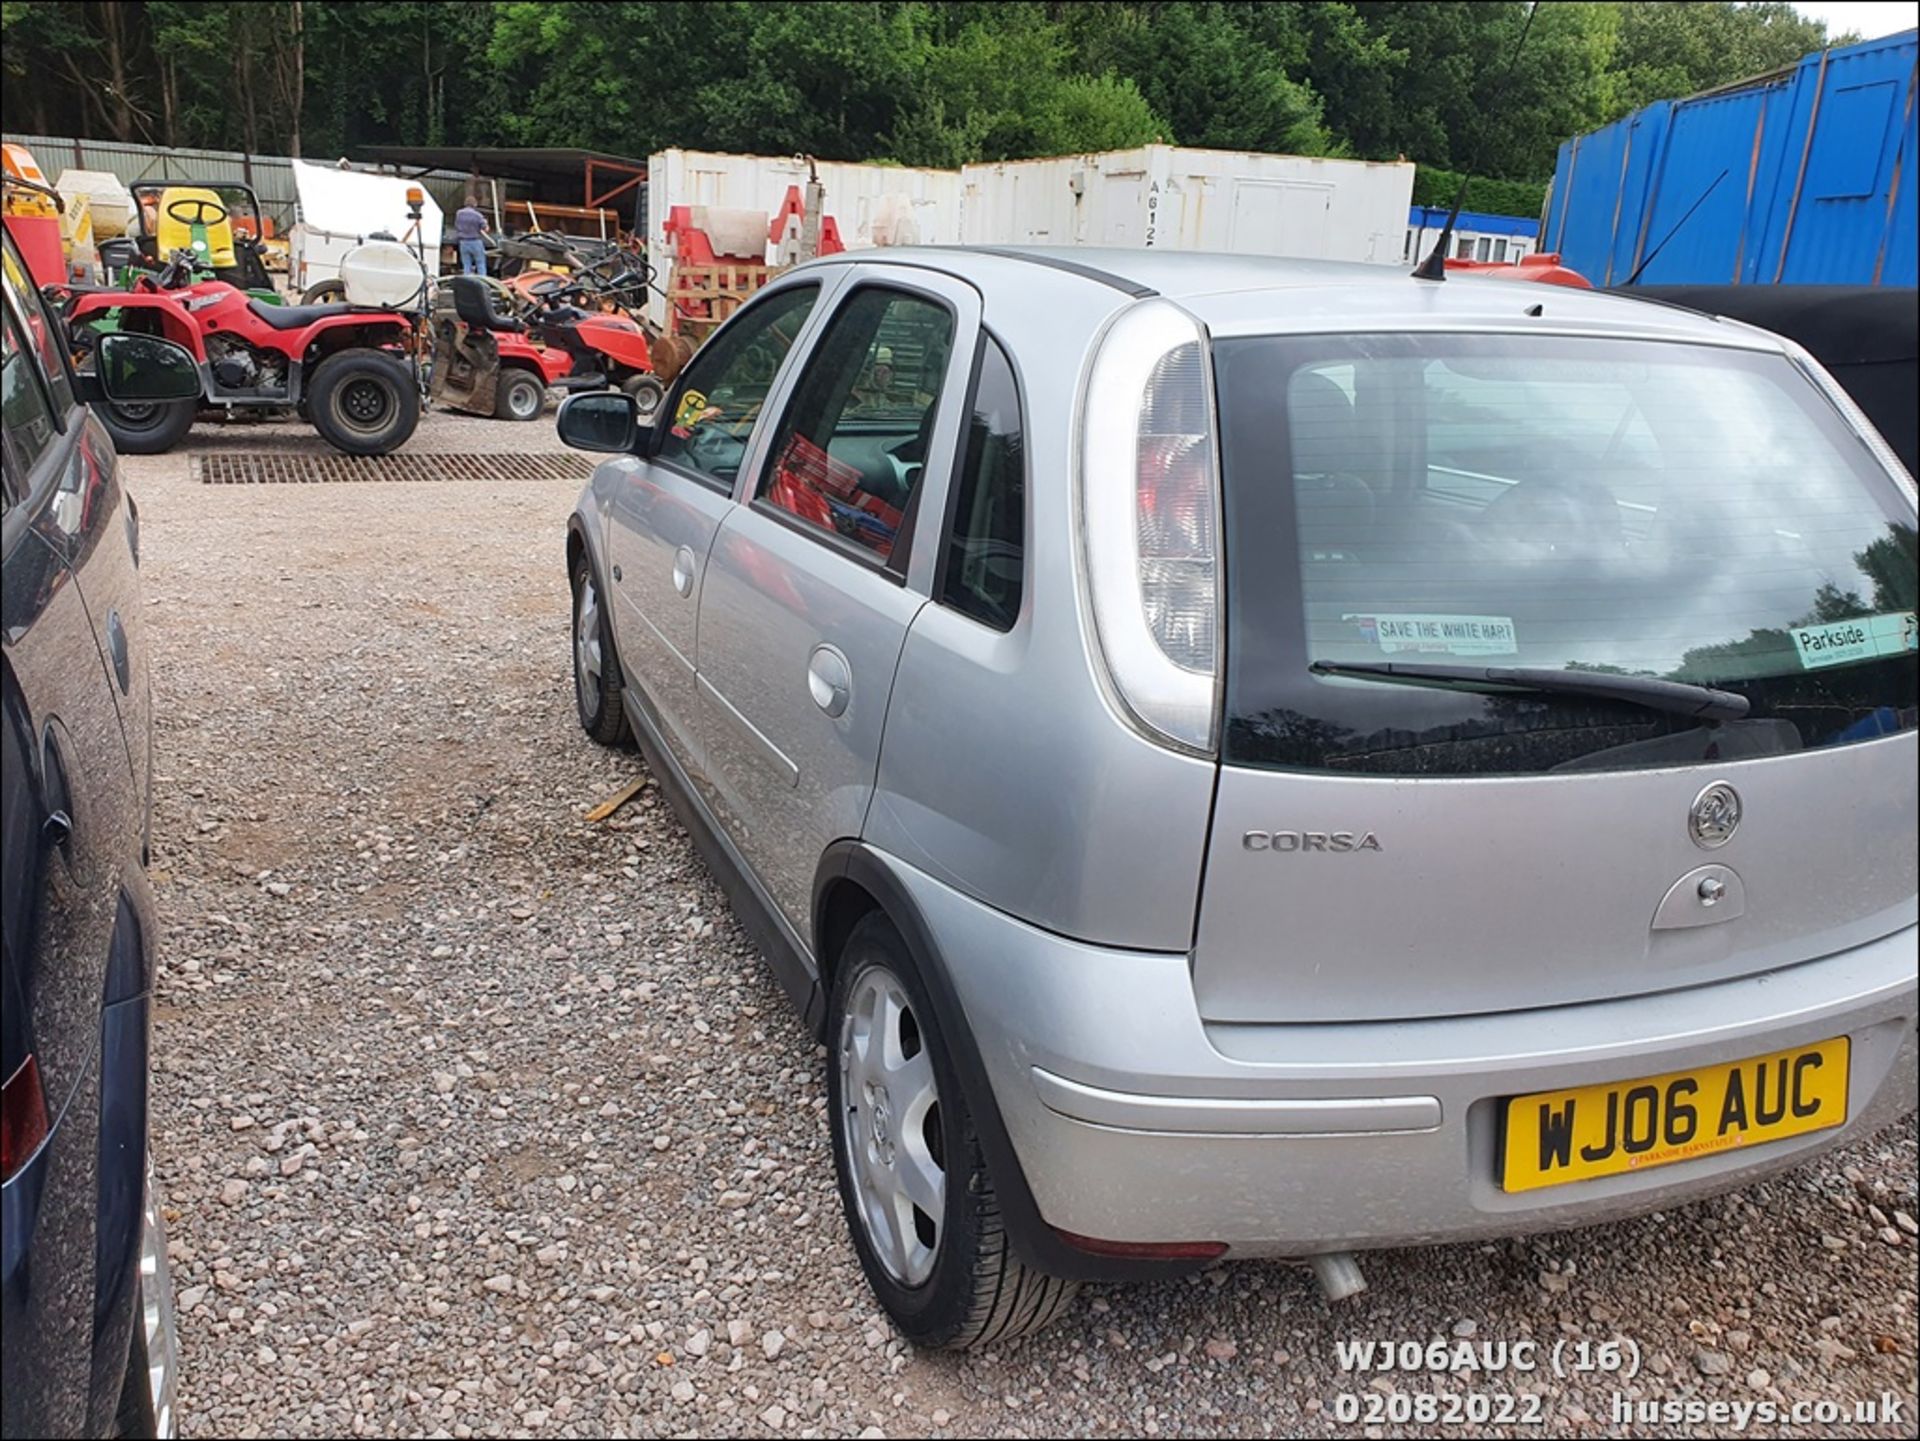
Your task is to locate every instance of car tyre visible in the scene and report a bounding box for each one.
[571,552,629,746]
[828,913,1079,1348]
[299,278,347,306]
[307,350,419,456]
[619,373,666,425]
[95,398,197,456]
[495,368,546,422]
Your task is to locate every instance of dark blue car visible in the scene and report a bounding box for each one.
[2,223,200,1439]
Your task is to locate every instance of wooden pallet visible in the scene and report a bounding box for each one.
[665,261,776,338]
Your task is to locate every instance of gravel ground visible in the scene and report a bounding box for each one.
[129,408,1916,1438]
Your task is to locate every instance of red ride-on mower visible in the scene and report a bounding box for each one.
[430,274,674,424]
[62,247,423,455]
[524,270,671,422]
[429,276,580,422]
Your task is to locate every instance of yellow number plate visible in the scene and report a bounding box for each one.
[1501,1037,1849,1194]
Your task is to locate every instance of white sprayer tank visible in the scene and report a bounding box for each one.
[338,240,425,309]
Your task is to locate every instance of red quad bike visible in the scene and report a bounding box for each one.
[430,273,672,425]
[62,250,421,455]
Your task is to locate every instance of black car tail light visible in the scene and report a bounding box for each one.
[2,1052,50,1180]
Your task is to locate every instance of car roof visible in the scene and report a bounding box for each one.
[813,245,1769,350]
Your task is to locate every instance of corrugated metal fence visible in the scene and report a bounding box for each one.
[2,132,479,230]
[1543,28,1917,286]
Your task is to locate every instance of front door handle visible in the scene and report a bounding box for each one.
[671,546,697,597]
[807,645,852,718]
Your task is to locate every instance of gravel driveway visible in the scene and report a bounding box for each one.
[130,409,1916,1438]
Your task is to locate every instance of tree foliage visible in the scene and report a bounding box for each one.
[1,1,1859,206]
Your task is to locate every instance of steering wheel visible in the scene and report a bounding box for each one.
[685,423,747,480]
[528,275,567,298]
[135,250,197,291]
[166,196,229,228]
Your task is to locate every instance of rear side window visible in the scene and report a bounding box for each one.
[758,287,955,563]
[1215,334,1918,775]
[940,338,1025,629]
[657,284,818,486]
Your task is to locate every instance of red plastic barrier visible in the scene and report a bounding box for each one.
[1446,251,1594,288]
[4,213,66,287]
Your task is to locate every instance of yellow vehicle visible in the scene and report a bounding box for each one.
[130,180,275,292]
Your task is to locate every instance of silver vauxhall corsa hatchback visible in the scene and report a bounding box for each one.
[560,249,1918,1347]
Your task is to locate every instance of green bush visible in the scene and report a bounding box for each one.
[1413,167,1549,221]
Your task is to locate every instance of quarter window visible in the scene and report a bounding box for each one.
[656,284,819,486]
[757,288,955,563]
[941,338,1024,629]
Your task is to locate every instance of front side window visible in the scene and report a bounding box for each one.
[1,307,57,472]
[757,287,955,563]
[656,284,818,486]
[1,239,75,417]
[1215,334,1918,775]
[941,338,1025,629]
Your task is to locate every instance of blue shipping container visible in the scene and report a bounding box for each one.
[1543,28,1917,286]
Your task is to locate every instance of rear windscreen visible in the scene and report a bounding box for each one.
[1215,334,1918,776]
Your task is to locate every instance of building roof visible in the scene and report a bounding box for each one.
[354,146,647,186]
[1408,205,1539,237]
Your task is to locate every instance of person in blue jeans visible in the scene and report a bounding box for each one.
[454,194,489,275]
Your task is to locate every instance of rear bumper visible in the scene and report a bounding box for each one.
[890,858,1917,1256]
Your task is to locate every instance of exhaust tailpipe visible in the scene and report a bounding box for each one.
[1309,1251,1368,1302]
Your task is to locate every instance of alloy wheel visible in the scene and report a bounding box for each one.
[838,966,945,1287]
[574,569,603,715]
[140,1169,180,1438]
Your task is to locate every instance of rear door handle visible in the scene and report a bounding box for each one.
[807,645,851,718]
[672,546,697,597]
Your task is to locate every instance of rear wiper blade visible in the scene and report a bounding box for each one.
[1308,660,1751,721]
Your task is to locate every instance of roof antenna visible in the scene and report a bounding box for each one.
[1619,169,1728,285]
[1413,1,1541,282]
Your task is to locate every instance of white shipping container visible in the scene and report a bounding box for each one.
[959,146,1414,263]
[645,144,1415,324]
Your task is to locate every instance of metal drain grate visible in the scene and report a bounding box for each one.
[196,452,596,485]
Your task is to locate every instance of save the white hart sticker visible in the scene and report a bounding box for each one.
[1789,611,1917,670]
[1346,613,1519,657]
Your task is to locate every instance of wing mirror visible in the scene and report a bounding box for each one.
[556,390,650,454]
[84,331,202,404]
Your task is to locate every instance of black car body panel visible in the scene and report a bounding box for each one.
[2,225,160,1439]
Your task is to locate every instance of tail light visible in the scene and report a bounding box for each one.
[2,1054,50,1181]
[1082,300,1221,751]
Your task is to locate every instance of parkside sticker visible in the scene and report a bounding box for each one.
[1789,611,1918,670]
[1347,613,1519,656]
